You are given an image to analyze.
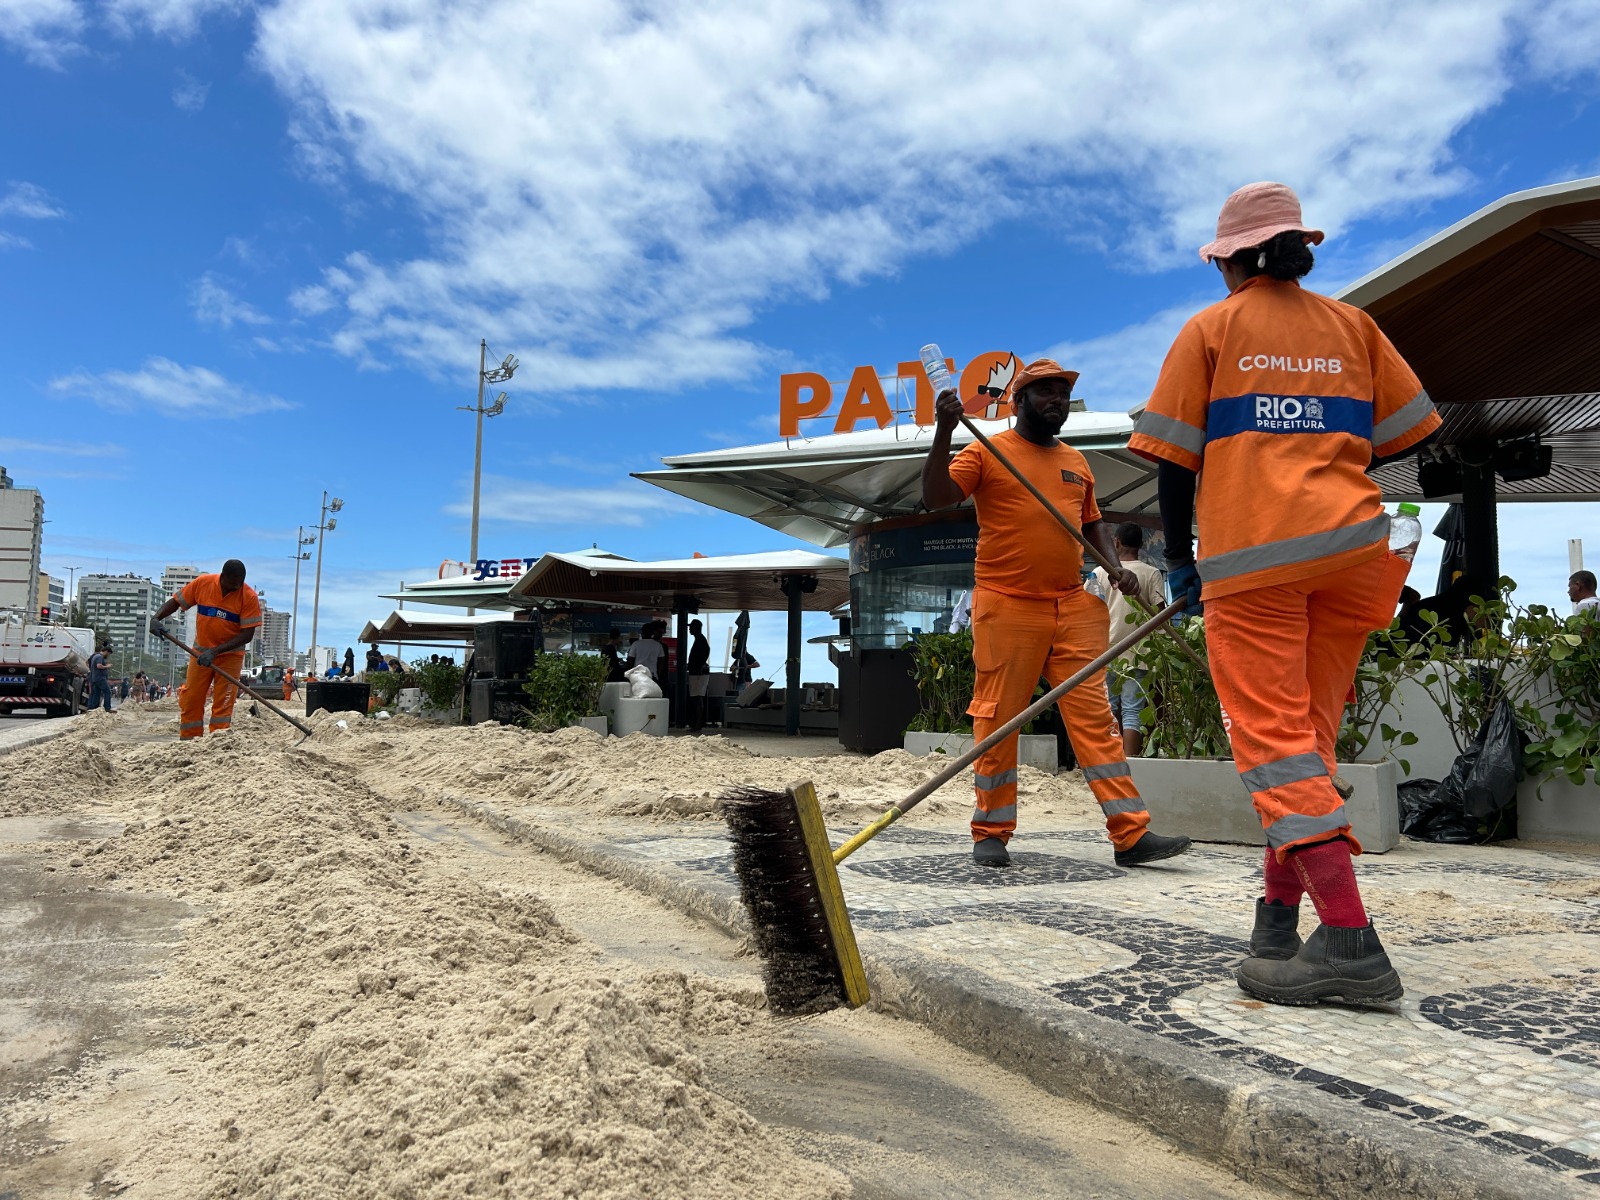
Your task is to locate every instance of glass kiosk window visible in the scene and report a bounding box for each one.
[851,562,975,649]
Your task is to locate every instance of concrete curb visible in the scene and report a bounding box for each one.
[0,718,76,759]
[437,792,1578,1200]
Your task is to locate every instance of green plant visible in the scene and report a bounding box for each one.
[368,668,411,706]
[1130,615,1228,759]
[1336,630,1424,770]
[904,630,975,735]
[1524,609,1600,786]
[522,652,608,733]
[414,658,464,712]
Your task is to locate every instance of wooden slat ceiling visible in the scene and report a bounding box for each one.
[1374,222,1600,410]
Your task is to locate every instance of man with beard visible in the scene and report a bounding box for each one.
[921,357,1191,870]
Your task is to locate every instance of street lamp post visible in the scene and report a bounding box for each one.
[460,339,517,615]
[308,492,344,676]
[289,526,314,668]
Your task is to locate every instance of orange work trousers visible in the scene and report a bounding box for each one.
[968,587,1150,850]
[178,651,245,739]
[1203,552,1411,861]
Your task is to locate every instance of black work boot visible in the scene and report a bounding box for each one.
[972,837,1011,868]
[1249,899,1302,960]
[1236,922,1402,1008]
[1114,831,1191,867]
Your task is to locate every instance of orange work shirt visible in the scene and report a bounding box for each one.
[180,574,262,650]
[1128,277,1440,601]
[947,428,1103,598]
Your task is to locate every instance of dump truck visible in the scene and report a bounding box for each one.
[0,618,94,717]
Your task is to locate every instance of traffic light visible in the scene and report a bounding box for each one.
[39,606,49,621]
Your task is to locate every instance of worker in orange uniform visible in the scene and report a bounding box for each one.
[147,559,262,740]
[1132,182,1440,1007]
[282,666,295,702]
[923,358,1192,870]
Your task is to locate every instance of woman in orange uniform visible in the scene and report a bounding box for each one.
[1130,183,1439,1007]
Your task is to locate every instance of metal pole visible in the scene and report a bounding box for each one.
[783,576,804,737]
[468,339,486,617]
[291,525,305,666]
[310,493,328,675]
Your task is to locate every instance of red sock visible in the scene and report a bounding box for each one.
[1262,846,1303,907]
[1288,838,1367,928]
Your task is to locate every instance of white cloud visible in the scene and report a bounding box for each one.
[0,436,124,457]
[47,357,294,417]
[0,232,33,251]
[249,0,1586,393]
[1040,299,1211,414]
[103,0,247,38]
[172,67,210,111]
[0,0,82,68]
[1521,0,1600,78]
[0,181,65,220]
[446,476,693,527]
[192,272,270,328]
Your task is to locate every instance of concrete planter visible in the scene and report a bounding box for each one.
[1128,757,1401,854]
[573,714,609,737]
[902,731,1058,774]
[1516,770,1600,843]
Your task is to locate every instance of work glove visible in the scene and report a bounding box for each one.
[148,615,164,637]
[1167,560,1202,616]
[196,647,216,668]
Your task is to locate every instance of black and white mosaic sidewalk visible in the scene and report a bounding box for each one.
[444,793,1600,1196]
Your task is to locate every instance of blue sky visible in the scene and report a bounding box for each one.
[2,0,1597,677]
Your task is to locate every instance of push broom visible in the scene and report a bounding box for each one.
[724,595,1187,1016]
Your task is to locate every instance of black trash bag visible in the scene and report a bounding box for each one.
[1398,700,1524,844]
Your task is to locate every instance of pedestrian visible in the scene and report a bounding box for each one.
[147,558,262,739]
[1092,523,1167,756]
[601,630,626,683]
[1132,181,1440,1007]
[1571,570,1598,615]
[86,643,113,712]
[686,618,711,731]
[118,676,131,705]
[344,647,356,678]
[922,357,1191,870]
[628,622,666,689]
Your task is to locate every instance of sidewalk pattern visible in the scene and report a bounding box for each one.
[629,821,1600,1189]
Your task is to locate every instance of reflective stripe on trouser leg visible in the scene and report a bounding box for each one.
[1047,589,1150,851]
[966,589,1057,845]
[1203,570,1384,861]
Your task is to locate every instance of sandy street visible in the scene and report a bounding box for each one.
[1,703,1269,1199]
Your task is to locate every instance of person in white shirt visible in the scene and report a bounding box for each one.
[628,621,667,687]
[1572,570,1598,615]
[1091,523,1167,756]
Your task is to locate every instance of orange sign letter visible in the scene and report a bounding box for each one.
[833,365,894,434]
[780,372,832,437]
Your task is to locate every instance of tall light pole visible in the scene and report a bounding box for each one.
[308,492,343,675]
[460,339,517,615]
[289,527,314,667]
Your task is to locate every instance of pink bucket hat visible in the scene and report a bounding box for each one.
[1198,182,1324,263]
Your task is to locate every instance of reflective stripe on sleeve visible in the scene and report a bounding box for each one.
[973,803,1017,824]
[974,768,1019,791]
[1199,513,1389,586]
[1134,412,1206,457]
[1082,761,1132,782]
[1372,389,1436,449]
[1239,752,1328,793]
[1265,808,1350,849]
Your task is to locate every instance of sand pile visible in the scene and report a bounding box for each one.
[311,720,1098,823]
[7,707,847,1199]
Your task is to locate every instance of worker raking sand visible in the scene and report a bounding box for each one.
[148,558,262,740]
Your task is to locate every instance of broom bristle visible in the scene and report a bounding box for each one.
[723,785,850,1015]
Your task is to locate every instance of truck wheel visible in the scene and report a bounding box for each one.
[0,706,11,716]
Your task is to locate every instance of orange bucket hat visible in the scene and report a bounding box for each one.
[1010,357,1079,394]
[1198,181,1324,264]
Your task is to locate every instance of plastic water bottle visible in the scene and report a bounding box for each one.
[919,343,957,396]
[1388,502,1422,562]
